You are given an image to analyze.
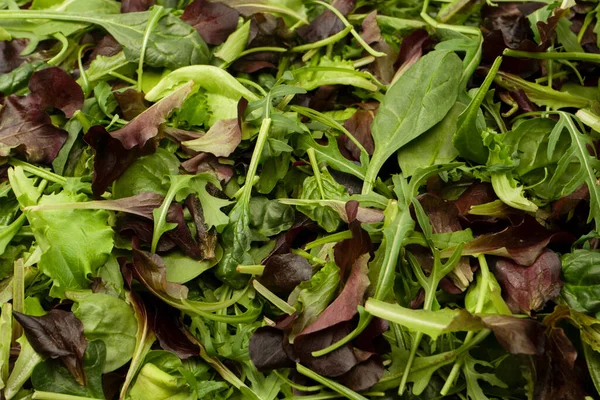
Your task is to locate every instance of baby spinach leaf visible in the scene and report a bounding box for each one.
[0,9,211,69]
[31,340,106,399]
[70,291,137,373]
[561,249,600,317]
[249,197,295,239]
[363,50,462,193]
[398,102,464,176]
[297,168,348,232]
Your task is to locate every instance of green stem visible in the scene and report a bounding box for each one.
[290,26,352,52]
[310,0,386,57]
[230,3,308,25]
[440,254,491,395]
[8,159,66,185]
[32,392,103,400]
[307,148,326,199]
[305,230,353,250]
[47,33,69,66]
[236,264,265,275]
[503,48,600,63]
[77,44,94,94]
[239,46,287,58]
[137,6,164,91]
[241,117,272,204]
[252,280,296,315]
[108,71,137,86]
[291,248,327,265]
[296,364,368,400]
[354,56,375,68]
[273,370,324,392]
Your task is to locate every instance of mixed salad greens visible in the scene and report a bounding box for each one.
[0,0,599,399]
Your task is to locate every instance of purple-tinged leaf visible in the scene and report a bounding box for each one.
[28,67,84,118]
[258,254,312,295]
[84,126,156,197]
[442,216,573,266]
[13,310,88,385]
[490,249,563,315]
[144,294,200,359]
[182,0,240,45]
[113,89,148,120]
[334,201,373,279]
[338,357,384,391]
[249,327,295,372]
[360,11,381,44]
[481,315,545,355]
[394,29,431,77]
[185,195,217,260]
[0,39,27,74]
[181,153,234,183]
[0,95,67,163]
[182,118,241,157]
[297,0,355,43]
[109,82,193,149]
[298,253,370,338]
[121,0,155,13]
[338,110,375,162]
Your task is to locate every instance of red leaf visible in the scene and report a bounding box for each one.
[298,253,370,337]
[258,254,312,295]
[297,0,355,43]
[121,0,155,13]
[338,110,375,162]
[0,95,67,163]
[443,216,573,266]
[28,67,84,118]
[182,0,239,45]
[84,126,156,197]
[490,249,563,315]
[109,82,193,150]
[13,310,88,385]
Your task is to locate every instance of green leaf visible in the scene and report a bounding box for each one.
[454,56,502,164]
[163,249,221,284]
[295,132,367,180]
[179,174,232,232]
[463,355,507,400]
[289,262,340,341]
[214,20,251,64]
[0,8,210,69]
[113,148,180,199]
[70,292,137,373]
[129,363,195,400]
[561,249,600,316]
[145,65,259,126]
[31,340,106,399]
[294,56,378,92]
[583,341,600,398]
[0,303,11,390]
[296,168,348,232]
[364,50,462,192]
[364,298,483,339]
[248,197,295,239]
[26,191,114,299]
[93,81,117,118]
[398,102,464,176]
[0,61,47,95]
[4,336,44,399]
